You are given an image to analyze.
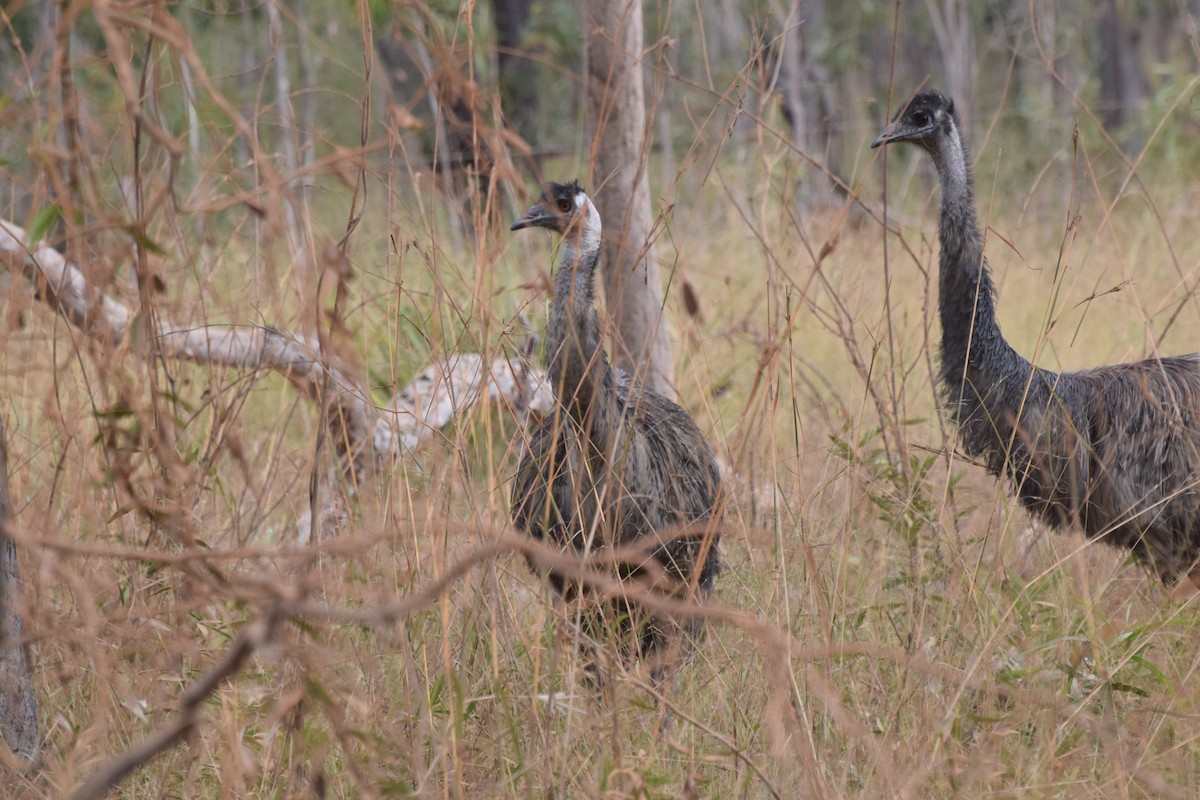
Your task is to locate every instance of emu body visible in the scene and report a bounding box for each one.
[874,91,1200,585]
[509,181,722,680]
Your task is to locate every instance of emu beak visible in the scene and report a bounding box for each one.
[871,116,934,148]
[511,203,551,231]
[870,124,898,149]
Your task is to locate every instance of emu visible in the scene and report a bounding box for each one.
[509,180,723,689]
[872,90,1200,588]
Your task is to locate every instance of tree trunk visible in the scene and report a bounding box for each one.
[0,417,39,766]
[924,0,976,132]
[265,0,309,268]
[777,2,808,153]
[585,0,676,401]
[491,0,537,144]
[1097,0,1147,150]
[772,0,837,207]
[237,0,259,175]
[295,0,318,180]
[1025,0,1079,208]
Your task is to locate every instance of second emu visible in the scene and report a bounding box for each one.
[873,90,1200,587]
[509,180,723,688]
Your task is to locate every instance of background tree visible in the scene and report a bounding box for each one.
[491,0,539,145]
[2,1,1200,796]
[1097,0,1148,150]
[0,418,38,769]
[585,0,675,399]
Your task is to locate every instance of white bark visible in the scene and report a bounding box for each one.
[0,219,551,479]
[265,0,309,267]
[585,0,676,400]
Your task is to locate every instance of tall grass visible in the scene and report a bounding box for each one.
[2,6,1200,798]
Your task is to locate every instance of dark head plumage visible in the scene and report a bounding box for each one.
[871,90,959,150]
[511,180,589,235]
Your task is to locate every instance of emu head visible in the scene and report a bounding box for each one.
[511,180,591,238]
[871,90,958,151]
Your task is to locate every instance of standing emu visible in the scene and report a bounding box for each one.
[509,180,723,686]
[872,90,1200,588]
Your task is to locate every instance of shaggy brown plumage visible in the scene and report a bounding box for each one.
[509,180,722,683]
[873,90,1200,586]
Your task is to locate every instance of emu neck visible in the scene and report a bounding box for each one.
[546,209,609,420]
[931,126,1021,386]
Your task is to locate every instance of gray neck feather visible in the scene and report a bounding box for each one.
[931,115,1032,437]
[932,122,971,220]
[933,118,993,329]
[546,200,608,416]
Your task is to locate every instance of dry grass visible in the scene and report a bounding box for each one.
[3,9,1200,799]
[7,165,1200,797]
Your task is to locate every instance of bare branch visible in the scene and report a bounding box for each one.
[66,604,283,800]
[0,218,551,478]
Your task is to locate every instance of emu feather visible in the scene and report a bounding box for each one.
[874,91,1200,586]
[509,180,722,685]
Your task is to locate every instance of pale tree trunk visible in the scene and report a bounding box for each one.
[7,1,58,102]
[585,0,675,401]
[237,0,259,173]
[924,0,976,132]
[777,4,807,152]
[1026,0,1079,208]
[644,5,675,190]
[1028,0,1061,110]
[265,0,310,269]
[0,417,39,767]
[771,0,837,207]
[295,0,318,180]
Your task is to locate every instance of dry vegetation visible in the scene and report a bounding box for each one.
[3,6,1200,799]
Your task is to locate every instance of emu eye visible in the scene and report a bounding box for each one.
[912,111,930,126]
[558,200,572,213]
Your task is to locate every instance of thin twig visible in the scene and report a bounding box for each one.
[68,603,284,800]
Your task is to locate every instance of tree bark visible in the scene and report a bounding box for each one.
[1025,0,1079,208]
[0,417,39,766]
[491,0,537,144]
[265,0,310,268]
[924,0,976,132]
[776,3,808,152]
[0,218,552,490]
[1097,0,1147,150]
[770,0,838,207]
[585,0,676,400]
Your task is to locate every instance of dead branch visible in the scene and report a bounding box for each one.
[56,518,1093,797]
[0,217,551,478]
[66,602,284,800]
[390,349,552,451]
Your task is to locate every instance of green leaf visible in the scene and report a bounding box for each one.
[27,204,61,246]
[123,225,168,255]
[94,401,136,419]
[1129,654,1169,689]
[108,504,137,523]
